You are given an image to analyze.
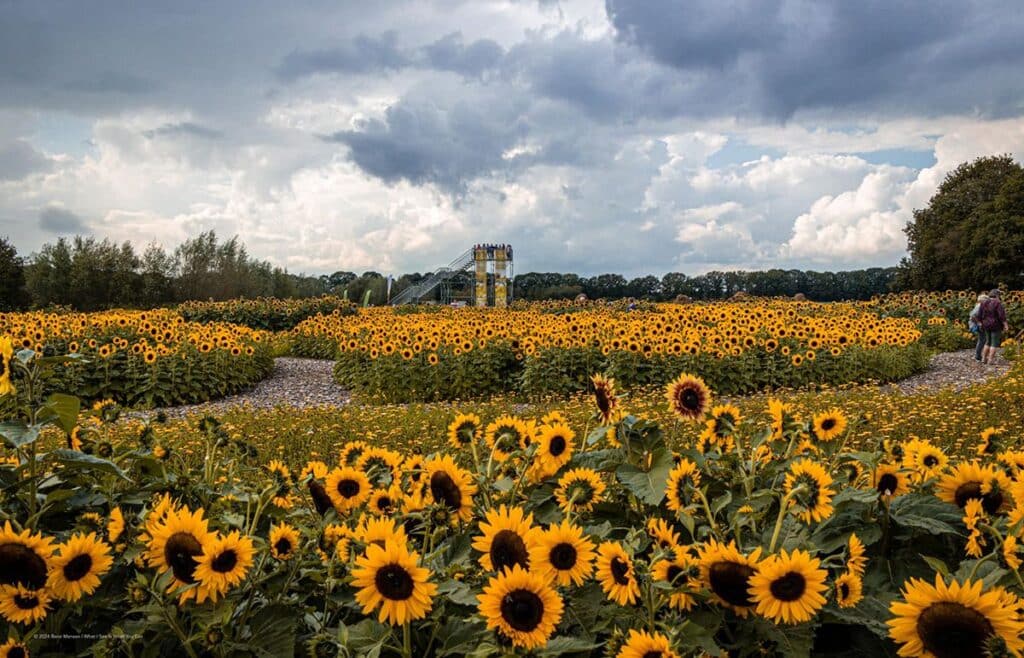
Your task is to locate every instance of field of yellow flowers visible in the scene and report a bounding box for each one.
[0,309,274,408]
[2,321,1024,657]
[291,299,941,402]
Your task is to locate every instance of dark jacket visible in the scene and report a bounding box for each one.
[979,298,1007,331]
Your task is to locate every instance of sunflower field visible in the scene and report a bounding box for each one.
[0,310,273,408]
[3,338,1024,657]
[178,297,356,331]
[289,300,937,403]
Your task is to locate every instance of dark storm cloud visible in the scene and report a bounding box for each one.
[606,0,1024,118]
[39,206,89,234]
[323,97,528,191]
[0,141,52,180]
[422,33,504,77]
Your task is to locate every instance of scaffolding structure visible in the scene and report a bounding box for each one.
[389,244,513,307]
[474,244,513,308]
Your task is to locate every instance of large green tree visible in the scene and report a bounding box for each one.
[902,154,1024,290]
[0,237,30,310]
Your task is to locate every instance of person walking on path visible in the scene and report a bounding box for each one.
[969,293,989,362]
[979,289,1009,365]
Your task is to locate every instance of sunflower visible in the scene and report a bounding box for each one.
[664,458,701,513]
[617,629,680,658]
[595,541,640,606]
[529,520,596,586]
[484,416,529,462]
[783,459,835,524]
[646,518,680,554]
[0,637,29,658]
[353,516,407,548]
[977,427,1005,456]
[0,586,50,625]
[747,549,828,624]
[888,574,1024,658]
[709,404,742,437]
[356,447,404,485]
[0,522,55,590]
[339,440,369,467]
[144,506,213,600]
[665,373,711,421]
[835,572,864,608]
[0,337,14,397]
[936,462,1011,514]
[591,374,618,425]
[811,409,847,441]
[352,541,436,625]
[46,532,113,602]
[871,463,911,498]
[269,523,300,560]
[554,468,606,514]
[107,507,125,544]
[424,455,477,523]
[535,423,575,473]
[193,531,255,603]
[325,467,371,514]
[697,539,762,616]
[473,505,540,573]
[768,398,798,440]
[652,550,697,611]
[908,443,949,481]
[447,412,482,449]
[847,533,867,575]
[1003,535,1022,571]
[368,486,402,517]
[478,564,563,650]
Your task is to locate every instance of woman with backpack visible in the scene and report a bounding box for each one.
[969,293,988,362]
[978,289,1009,365]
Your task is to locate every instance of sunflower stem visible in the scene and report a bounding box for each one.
[402,622,412,658]
[768,486,803,553]
[694,487,718,533]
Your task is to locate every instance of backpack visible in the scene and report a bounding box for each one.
[979,299,1001,331]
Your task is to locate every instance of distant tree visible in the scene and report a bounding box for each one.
[0,237,30,310]
[901,155,1024,290]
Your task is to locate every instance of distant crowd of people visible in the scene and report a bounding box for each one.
[969,289,1009,364]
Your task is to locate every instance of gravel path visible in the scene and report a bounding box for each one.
[132,357,349,420]
[886,349,1010,394]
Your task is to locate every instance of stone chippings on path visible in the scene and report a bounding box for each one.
[134,357,349,420]
[888,349,1010,395]
[136,349,1010,419]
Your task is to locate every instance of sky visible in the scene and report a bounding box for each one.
[1,0,1024,278]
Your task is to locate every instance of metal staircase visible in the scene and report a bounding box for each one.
[390,248,476,305]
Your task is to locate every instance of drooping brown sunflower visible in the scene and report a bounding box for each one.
[888,575,1024,658]
[747,548,828,624]
[424,455,477,523]
[0,522,55,591]
[478,564,563,650]
[352,540,436,626]
[697,539,762,616]
[595,541,640,606]
[590,374,618,425]
[472,505,540,573]
[665,373,711,422]
[616,629,680,658]
[529,520,596,587]
[46,532,113,602]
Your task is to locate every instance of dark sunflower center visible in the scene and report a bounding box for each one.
[610,556,631,585]
[549,543,577,570]
[490,530,529,572]
[954,482,982,508]
[165,532,203,584]
[923,455,939,467]
[63,553,93,582]
[0,543,49,589]
[982,490,1004,515]
[666,565,684,584]
[430,472,462,511]
[374,564,415,601]
[642,653,662,658]
[916,601,995,658]
[708,561,756,607]
[337,478,361,499]
[8,646,25,658]
[14,593,39,610]
[274,538,293,556]
[211,550,238,573]
[680,388,700,410]
[375,496,393,512]
[838,582,850,599]
[769,571,807,602]
[595,389,611,415]
[549,436,567,457]
[877,473,899,495]
[500,589,544,632]
[821,418,836,431]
